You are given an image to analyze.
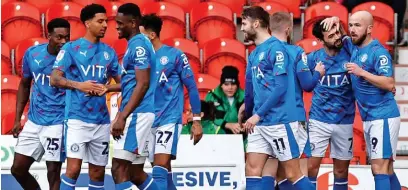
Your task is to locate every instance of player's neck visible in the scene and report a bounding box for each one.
[323,46,340,57]
[358,35,373,48]
[272,33,287,43]
[83,32,100,44]
[254,30,271,45]
[47,44,58,55]
[127,30,140,41]
[152,39,163,51]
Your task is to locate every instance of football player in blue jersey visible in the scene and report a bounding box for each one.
[139,14,203,190]
[11,18,70,190]
[305,19,355,190]
[51,4,121,190]
[241,6,315,190]
[109,3,159,190]
[259,12,326,190]
[322,12,401,190]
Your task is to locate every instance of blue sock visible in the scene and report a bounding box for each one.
[152,166,168,190]
[333,178,348,190]
[168,172,177,190]
[89,180,104,190]
[261,176,275,190]
[115,181,133,190]
[137,174,159,190]
[389,173,401,190]
[246,177,262,190]
[375,174,390,190]
[60,174,76,190]
[308,176,317,189]
[279,179,295,190]
[292,176,315,190]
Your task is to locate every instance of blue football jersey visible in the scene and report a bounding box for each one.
[307,48,355,124]
[22,43,65,126]
[283,42,311,122]
[120,34,156,114]
[53,38,120,124]
[154,45,198,127]
[343,37,399,121]
[246,36,296,125]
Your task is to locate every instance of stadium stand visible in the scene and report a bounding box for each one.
[1,110,29,135]
[254,2,290,15]
[161,0,201,13]
[163,38,201,75]
[207,0,246,16]
[296,38,323,54]
[195,73,219,100]
[2,40,12,75]
[142,2,186,41]
[100,0,123,46]
[45,2,85,41]
[14,38,48,76]
[202,38,246,88]
[25,0,61,13]
[249,0,302,19]
[1,2,42,48]
[190,2,236,47]
[112,39,127,63]
[1,75,21,119]
[71,0,110,7]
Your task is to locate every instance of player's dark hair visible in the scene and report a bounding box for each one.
[201,101,216,121]
[80,3,106,23]
[312,18,326,40]
[47,18,70,33]
[242,6,270,29]
[117,3,142,19]
[140,14,163,38]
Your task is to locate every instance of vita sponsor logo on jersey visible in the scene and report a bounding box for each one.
[33,72,51,86]
[319,73,350,87]
[80,65,106,78]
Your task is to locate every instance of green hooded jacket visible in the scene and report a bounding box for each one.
[204,85,245,134]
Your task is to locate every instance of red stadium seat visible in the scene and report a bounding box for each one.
[195,73,219,99]
[1,111,29,135]
[303,2,348,38]
[296,38,323,54]
[113,39,128,63]
[352,2,395,48]
[143,2,186,41]
[163,38,201,74]
[15,38,48,76]
[1,75,21,119]
[101,1,123,46]
[254,2,290,15]
[25,0,61,13]
[250,0,301,18]
[71,0,109,7]
[161,0,201,13]
[203,38,246,88]
[190,2,235,48]
[2,0,16,6]
[124,0,155,11]
[1,2,42,48]
[303,91,313,118]
[247,44,256,54]
[2,41,12,75]
[46,2,85,40]
[207,0,246,16]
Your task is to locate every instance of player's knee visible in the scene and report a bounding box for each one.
[371,162,389,175]
[333,167,349,178]
[65,164,81,179]
[47,162,62,175]
[130,170,147,185]
[307,162,319,176]
[245,162,262,176]
[11,164,26,178]
[89,167,105,181]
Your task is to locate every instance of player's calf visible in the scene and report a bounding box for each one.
[11,153,40,190]
[129,164,160,190]
[152,154,172,190]
[60,158,82,190]
[332,159,350,190]
[111,158,131,184]
[88,163,105,190]
[46,161,63,190]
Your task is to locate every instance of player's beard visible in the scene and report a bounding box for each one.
[351,29,367,46]
[244,28,257,42]
[324,39,342,50]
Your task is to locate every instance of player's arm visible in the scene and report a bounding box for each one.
[244,58,254,119]
[296,51,324,92]
[117,47,151,121]
[104,53,121,93]
[12,52,32,137]
[177,52,203,145]
[347,51,395,91]
[50,47,104,93]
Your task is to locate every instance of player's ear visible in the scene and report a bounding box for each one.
[253,19,260,29]
[47,32,52,40]
[367,24,373,35]
[84,20,90,29]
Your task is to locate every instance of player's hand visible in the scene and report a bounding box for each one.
[225,123,243,134]
[244,114,260,134]
[346,63,365,77]
[314,61,326,77]
[111,113,125,140]
[191,121,203,145]
[238,104,245,127]
[12,122,22,138]
[320,16,340,31]
[79,80,105,95]
[88,85,108,96]
[391,86,396,96]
